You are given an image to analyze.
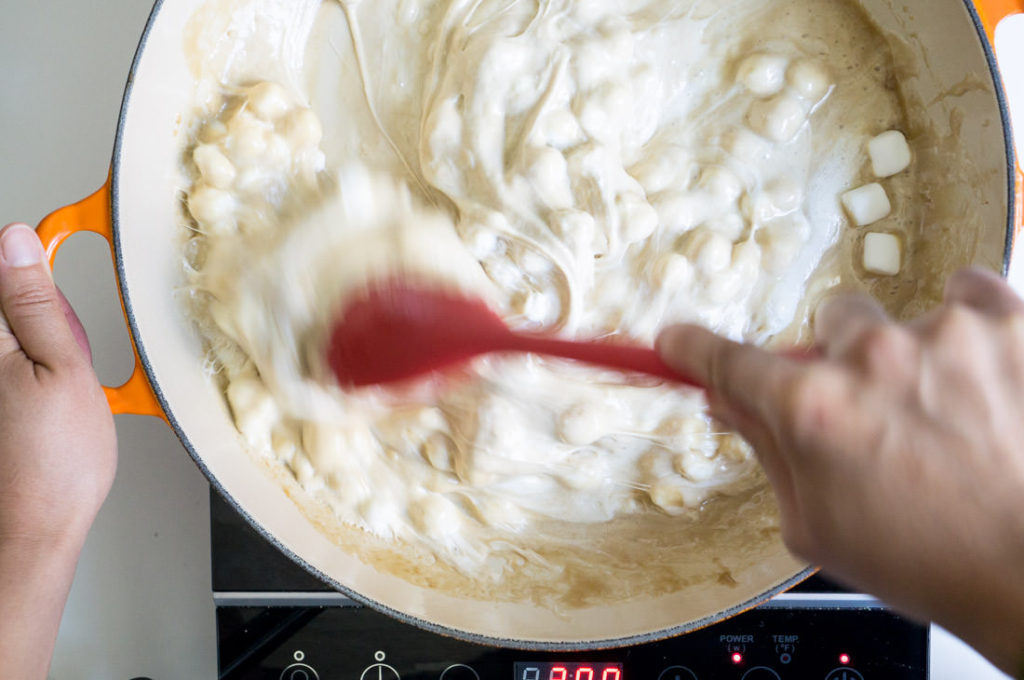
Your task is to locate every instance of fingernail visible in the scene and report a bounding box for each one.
[0,225,43,268]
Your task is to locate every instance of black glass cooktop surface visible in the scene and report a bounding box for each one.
[210,489,928,680]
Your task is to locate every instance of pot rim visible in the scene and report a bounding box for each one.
[106,0,1018,650]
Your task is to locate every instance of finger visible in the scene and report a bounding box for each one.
[711,397,794,496]
[657,324,797,424]
[944,267,1024,316]
[658,325,805,526]
[814,294,889,359]
[0,224,80,369]
[58,288,92,361]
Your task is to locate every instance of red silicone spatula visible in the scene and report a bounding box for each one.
[327,279,699,388]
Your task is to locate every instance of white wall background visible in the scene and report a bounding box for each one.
[0,2,216,678]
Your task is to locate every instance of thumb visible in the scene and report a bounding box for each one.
[657,324,796,423]
[0,224,79,369]
[944,267,1024,317]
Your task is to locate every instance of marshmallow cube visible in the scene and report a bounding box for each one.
[748,95,808,143]
[863,232,902,275]
[868,130,912,178]
[842,183,891,226]
[737,54,789,97]
[786,59,831,103]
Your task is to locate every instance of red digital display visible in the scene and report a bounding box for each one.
[515,662,623,680]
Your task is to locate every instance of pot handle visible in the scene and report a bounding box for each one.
[976,0,1023,36]
[976,0,1024,240]
[36,175,168,422]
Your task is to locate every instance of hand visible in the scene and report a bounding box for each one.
[0,223,117,547]
[0,223,117,680]
[658,268,1024,675]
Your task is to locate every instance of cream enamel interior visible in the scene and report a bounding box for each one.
[113,0,1014,646]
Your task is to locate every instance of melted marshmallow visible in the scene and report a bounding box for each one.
[182,0,910,575]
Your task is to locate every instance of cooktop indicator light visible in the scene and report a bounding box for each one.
[840,653,851,665]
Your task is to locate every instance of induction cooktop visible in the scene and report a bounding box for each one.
[210,489,927,680]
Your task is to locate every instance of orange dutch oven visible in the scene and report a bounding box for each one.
[31,0,1024,649]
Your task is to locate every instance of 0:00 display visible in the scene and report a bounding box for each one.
[514,662,623,680]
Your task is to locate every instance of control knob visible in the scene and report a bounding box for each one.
[360,651,401,680]
[657,666,698,680]
[825,669,865,680]
[280,663,320,680]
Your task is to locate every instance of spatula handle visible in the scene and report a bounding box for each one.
[503,333,702,387]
